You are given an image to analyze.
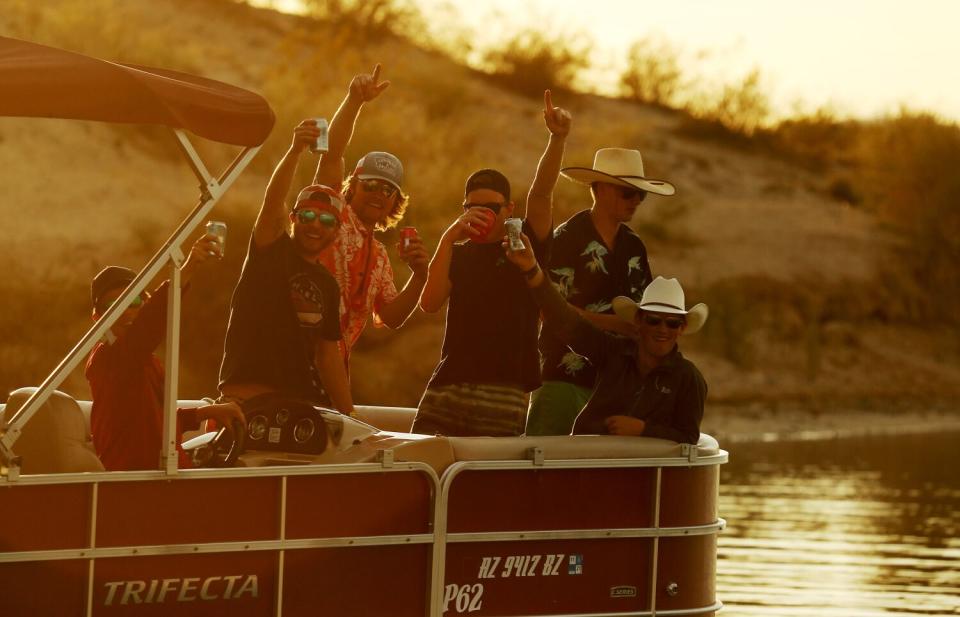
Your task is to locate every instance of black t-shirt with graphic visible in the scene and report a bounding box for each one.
[427,219,550,392]
[219,234,341,403]
[540,209,652,388]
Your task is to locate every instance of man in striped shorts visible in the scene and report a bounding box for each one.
[413,91,571,436]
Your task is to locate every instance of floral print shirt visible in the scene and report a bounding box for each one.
[539,209,652,388]
[317,203,399,358]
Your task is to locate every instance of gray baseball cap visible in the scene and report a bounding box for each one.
[353,151,403,191]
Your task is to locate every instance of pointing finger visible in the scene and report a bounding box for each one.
[544,89,553,114]
[371,63,382,83]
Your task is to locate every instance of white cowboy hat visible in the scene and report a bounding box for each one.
[561,148,676,196]
[612,276,708,334]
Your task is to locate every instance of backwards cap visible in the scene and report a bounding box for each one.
[91,266,136,309]
[465,168,511,202]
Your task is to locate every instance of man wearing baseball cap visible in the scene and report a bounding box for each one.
[412,91,571,437]
[311,65,431,369]
[86,238,245,471]
[508,233,709,443]
[526,147,675,436]
[218,118,353,415]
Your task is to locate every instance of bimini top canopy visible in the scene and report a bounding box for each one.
[0,36,275,147]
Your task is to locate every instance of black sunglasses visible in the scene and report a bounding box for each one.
[359,178,398,197]
[463,201,505,214]
[619,186,647,201]
[295,209,338,227]
[642,314,684,329]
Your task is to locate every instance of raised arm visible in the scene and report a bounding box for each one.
[313,64,391,189]
[524,90,571,242]
[254,120,319,247]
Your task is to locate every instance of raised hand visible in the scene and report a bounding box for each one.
[349,63,391,103]
[448,208,494,242]
[397,236,430,278]
[291,119,322,153]
[543,89,572,137]
[502,231,537,271]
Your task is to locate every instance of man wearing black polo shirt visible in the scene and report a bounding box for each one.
[414,91,571,436]
[526,148,676,435]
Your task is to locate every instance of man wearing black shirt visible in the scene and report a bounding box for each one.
[527,147,676,435]
[219,122,354,415]
[414,91,571,436]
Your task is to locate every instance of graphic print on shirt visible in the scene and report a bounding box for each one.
[289,272,326,329]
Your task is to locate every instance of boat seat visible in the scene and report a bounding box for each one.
[447,433,720,463]
[2,387,104,474]
[354,405,416,433]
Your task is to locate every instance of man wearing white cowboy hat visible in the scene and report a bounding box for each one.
[507,235,707,443]
[527,147,675,436]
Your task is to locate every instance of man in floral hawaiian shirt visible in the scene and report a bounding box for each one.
[312,65,431,370]
[526,148,677,435]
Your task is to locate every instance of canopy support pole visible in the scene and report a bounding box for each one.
[1,130,261,480]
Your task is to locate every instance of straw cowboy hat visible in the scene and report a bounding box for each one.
[561,148,675,196]
[612,276,708,334]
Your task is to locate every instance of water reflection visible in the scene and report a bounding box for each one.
[718,431,960,616]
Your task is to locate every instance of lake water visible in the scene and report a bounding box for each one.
[717,431,960,616]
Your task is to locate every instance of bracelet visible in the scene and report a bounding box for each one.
[522,264,540,279]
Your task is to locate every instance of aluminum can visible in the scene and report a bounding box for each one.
[399,226,418,251]
[205,220,227,258]
[311,118,329,153]
[504,218,524,251]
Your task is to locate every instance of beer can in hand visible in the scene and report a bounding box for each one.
[504,218,524,251]
[400,226,418,251]
[311,118,329,153]
[205,220,227,258]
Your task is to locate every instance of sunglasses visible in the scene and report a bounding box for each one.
[642,314,685,329]
[97,291,147,314]
[358,178,398,197]
[463,201,505,214]
[295,209,338,227]
[619,186,647,201]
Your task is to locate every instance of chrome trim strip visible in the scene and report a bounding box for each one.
[0,534,436,564]
[445,521,726,543]
[1,460,441,485]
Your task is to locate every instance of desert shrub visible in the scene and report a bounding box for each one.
[826,176,862,205]
[768,107,860,169]
[856,111,960,323]
[620,37,683,108]
[299,0,424,42]
[695,69,770,136]
[481,27,592,97]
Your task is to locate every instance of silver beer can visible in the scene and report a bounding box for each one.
[205,220,227,258]
[311,118,329,153]
[504,218,524,251]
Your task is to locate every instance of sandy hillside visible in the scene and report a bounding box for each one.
[2,0,958,412]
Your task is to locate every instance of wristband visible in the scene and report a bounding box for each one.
[522,264,540,279]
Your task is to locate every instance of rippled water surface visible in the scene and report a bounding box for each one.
[718,431,960,616]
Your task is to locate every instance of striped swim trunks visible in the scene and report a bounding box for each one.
[412,383,528,437]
